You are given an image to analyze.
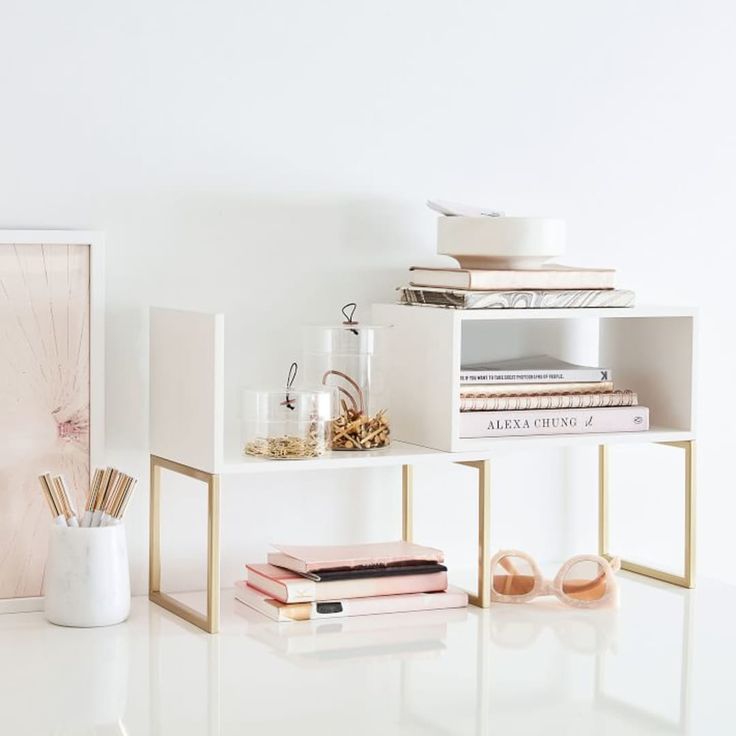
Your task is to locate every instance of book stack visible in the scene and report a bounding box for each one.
[400,265,636,309]
[235,541,468,621]
[458,356,649,437]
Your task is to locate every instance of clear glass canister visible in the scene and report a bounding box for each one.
[241,387,336,460]
[303,322,391,450]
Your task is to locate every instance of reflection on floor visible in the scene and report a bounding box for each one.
[1,573,734,735]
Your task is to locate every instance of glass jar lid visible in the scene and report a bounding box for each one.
[303,303,391,355]
[241,362,338,420]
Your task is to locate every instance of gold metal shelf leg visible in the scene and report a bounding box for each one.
[207,473,221,630]
[148,454,222,633]
[456,460,491,608]
[599,440,695,589]
[402,464,414,543]
[598,445,609,557]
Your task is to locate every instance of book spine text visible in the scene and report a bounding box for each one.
[460,369,610,384]
[459,406,649,438]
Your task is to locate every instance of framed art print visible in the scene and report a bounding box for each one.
[0,231,104,612]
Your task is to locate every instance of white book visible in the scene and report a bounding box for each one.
[459,406,649,438]
[410,265,615,291]
[460,355,611,384]
[234,581,468,622]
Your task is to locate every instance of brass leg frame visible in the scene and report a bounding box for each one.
[149,455,221,633]
[402,465,413,543]
[457,460,492,608]
[401,461,491,607]
[598,441,695,588]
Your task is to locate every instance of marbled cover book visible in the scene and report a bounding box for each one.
[0,244,90,599]
[400,286,635,309]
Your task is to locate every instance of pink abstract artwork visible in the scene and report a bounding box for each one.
[0,244,90,599]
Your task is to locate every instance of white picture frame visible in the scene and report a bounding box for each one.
[0,231,104,613]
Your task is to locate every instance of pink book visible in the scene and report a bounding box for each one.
[267,541,445,574]
[247,563,448,603]
[459,406,649,438]
[234,580,468,622]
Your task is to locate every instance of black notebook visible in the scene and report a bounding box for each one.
[301,562,448,582]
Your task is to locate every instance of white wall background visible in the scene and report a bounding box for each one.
[2,0,735,595]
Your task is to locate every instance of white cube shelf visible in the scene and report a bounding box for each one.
[372,304,696,453]
[149,305,698,632]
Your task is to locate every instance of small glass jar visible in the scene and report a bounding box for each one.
[241,387,336,460]
[303,320,391,451]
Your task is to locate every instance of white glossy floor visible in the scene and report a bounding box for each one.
[1,573,735,735]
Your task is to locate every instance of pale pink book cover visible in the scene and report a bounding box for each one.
[268,540,445,573]
[0,244,90,599]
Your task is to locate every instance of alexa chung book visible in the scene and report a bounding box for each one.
[459,406,649,438]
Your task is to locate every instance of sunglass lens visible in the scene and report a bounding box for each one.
[492,554,535,596]
[562,560,608,602]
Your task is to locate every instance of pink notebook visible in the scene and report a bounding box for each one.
[234,581,468,622]
[267,541,445,574]
[247,563,448,603]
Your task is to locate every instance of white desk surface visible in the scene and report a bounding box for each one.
[0,572,733,735]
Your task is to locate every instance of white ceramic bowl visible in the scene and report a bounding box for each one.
[437,216,566,269]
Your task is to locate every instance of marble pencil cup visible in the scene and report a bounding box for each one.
[44,525,131,627]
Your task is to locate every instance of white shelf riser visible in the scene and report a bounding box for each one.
[148,306,697,474]
[373,304,696,453]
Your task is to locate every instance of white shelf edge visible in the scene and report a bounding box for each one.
[375,303,698,321]
[219,428,694,475]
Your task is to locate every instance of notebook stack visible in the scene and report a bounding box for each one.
[458,355,649,437]
[400,264,636,309]
[235,541,468,621]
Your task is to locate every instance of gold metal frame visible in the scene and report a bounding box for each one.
[149,455,221,633]
[149,441,695,633]
[402,465,413,543]
[598,440,695,588]
[401,460,491,608]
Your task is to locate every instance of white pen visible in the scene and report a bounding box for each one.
[39,474,68,526]
[82,468,105,527]
[92,468,114,526]
[53,476,79,527]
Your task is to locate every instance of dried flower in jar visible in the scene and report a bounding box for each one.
[322,370,390,451]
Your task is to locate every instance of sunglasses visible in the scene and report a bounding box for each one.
[490,550,621,608]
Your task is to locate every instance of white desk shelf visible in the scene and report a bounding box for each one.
[372,303,696,453]
[149,305,697,634]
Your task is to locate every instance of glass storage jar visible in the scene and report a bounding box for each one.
[241,386,336,460]
[303,309,391,451]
